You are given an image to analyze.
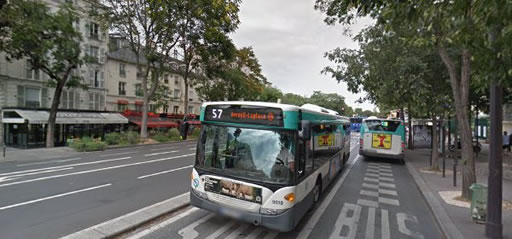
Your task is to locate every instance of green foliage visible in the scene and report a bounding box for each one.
[70,137,107,152]
[281,93,308,106]
[308,91,354,116]
[168,128,181,140]
[152,131,171,142]
[119,131,140,146]
[105,132,121,145]
[190,127,201,139]
[260,85,283,103]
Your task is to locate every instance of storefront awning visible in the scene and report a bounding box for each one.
[131,120,178,128]
[1,109,129,124]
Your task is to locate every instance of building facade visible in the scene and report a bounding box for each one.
[105,36,203,115]
[0,0,127,148]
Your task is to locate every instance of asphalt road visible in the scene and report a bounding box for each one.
[122,134,442,239]
[0,140,198,239]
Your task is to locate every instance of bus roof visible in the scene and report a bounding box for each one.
[363,117,402,122]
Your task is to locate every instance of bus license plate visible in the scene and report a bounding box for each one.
[220,207,241,219]
[372,134,392,149]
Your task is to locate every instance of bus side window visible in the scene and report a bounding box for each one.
[297,139,313,179]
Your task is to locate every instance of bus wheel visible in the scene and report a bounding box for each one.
[314,178,322,203]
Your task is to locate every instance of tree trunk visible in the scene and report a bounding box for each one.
[438,46,476,199]
[46,79,66,147]
[184,77,189,115]
[431,117,440,170]
[141,95,149,139]
[408,108,414,149]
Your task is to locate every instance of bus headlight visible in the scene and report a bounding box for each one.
[192,188,208,199]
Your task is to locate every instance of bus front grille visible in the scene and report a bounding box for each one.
[208,193,260,212]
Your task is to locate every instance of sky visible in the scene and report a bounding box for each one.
[230,0,376,111]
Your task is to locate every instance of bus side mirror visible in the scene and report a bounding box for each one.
[299,121,311,140]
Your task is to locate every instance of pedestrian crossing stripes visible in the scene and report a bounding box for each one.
[357,162,400,208]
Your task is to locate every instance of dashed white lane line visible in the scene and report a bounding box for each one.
[125,207,200,239]
[144,151,178,157]
[378,188,398,196]
[137,165,193,179]
[366,207,376,239]
[360,190,379,197]
[297,154,360,239]
[0,167,73,179]
[17,158,81,167]
[99,151,137,157]
[0,156,132,177]
[362,183,379,189]
[381,209,391,239]
[0,183,111,211]
[0,154,193,188]
[379,177,394,182]
[378,197,400,206]
[378,182,396,188]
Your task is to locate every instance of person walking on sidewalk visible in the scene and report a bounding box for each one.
[504,131,511,154]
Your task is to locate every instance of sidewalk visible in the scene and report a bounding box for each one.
[0,146,82,163]
[406,145,512,239]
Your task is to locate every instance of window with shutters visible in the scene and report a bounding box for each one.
[87,46,99,63]
[173,106,179,114]
[25,61,40,80]
[135,83,143,97]
[119,63,126,77]
[173,89,180,98]
[89,22,99,39]
[25,87,40,108]
[119,82,126,95]
[188,106,194,114]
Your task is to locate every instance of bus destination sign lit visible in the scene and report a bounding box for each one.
[205,105,283,126]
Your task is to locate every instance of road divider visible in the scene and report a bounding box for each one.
[144,151,178,157]
[0,183,111,212]
[61,192,190,239]
[0,154,193,188]
[137,165,193,179]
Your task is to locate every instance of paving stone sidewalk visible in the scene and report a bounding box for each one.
[406,145,512,239]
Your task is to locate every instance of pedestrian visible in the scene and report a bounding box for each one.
[504,131,511,154]
[180,121,189,140]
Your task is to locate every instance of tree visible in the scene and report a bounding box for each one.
[91,0,182,139]
[314,0,500,199]
[308,91,353,116]
[281,93,307,106]
[175,0,241,114]
[0,1,86,147]
[260,85,283,103]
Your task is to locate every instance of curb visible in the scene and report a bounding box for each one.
[405,157,464,239]
[61,193,191,239]
[104,139,198,151]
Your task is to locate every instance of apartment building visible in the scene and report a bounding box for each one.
[0,0,127,148]
[105,35,203,116]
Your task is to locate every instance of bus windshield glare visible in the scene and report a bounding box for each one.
[196,125,295,184]
[365,120,401,132]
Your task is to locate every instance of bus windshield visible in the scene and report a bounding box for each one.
[365,120,401,132]
[196,125,295,184]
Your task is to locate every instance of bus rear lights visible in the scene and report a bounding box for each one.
[360,138,363,147]
[401,142,406,152]
[284,193,295,202]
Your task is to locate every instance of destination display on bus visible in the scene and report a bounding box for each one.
[204,105,283,126]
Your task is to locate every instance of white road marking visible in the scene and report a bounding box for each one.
[0,167,73,179]
[378,197,400,206]
[225,223,250,239]
[178,213,215,239]
[189,148,196,150]
[144,150,178,157]
[360,190,379,197]
[379,169,393,173]
[365,172,379,177]
[0,176,18,183]
[378,182,396,188]
[245,227,264,239]
[125,207,200,239]
[99,151,137,157]
[364,177,379,183]
[362,183,379,189]
[297,155,360,239]
[378,189,398,196]
[205,220,236,239]
[367,165,380,169]
[357,199,378,208]
[365,207,376,239]
[379,177,394,182]
[0,154,193,188]
[381,209,391,239]
[137,165,193,179]
[329,203,362,239]
[366,168,379,173]
[0,156,131,177]
[0,183,111,211]
[17,158,81,167]
[397,213,424,239]
[378,172,393,177]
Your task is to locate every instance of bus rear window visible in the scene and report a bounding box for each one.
[365,120,401,132]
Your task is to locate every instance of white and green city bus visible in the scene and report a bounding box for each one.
[190,101,351,232]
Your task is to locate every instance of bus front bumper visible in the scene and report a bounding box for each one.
[190,190,297,232]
